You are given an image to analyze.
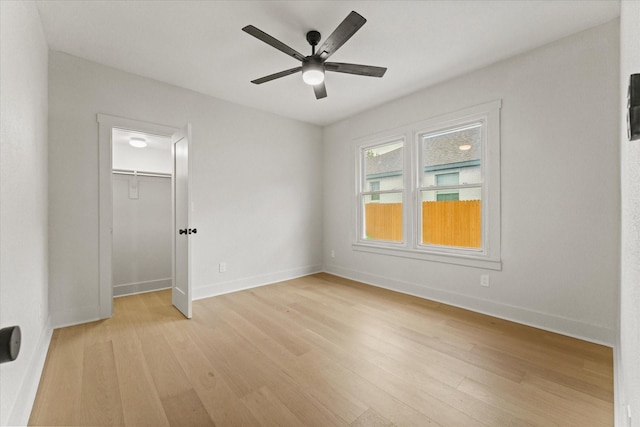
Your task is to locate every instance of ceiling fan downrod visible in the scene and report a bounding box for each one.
[306,30,321,55]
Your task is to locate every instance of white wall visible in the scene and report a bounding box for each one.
[0,1,51,425]
[323,20,620,344]
[112,174,172,296]
[618,1,640,425]
[48,51,323,325]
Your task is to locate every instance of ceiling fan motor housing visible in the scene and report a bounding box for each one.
[306,30,321,47]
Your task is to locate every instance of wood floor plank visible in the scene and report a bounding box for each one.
[160,388,216,427]
[194,309,347,426]
[218,290,312,356]
[351,408,395,427]
[584,359,614,377]
[186,315,269,398]
[241,386,305,427]
[194,296,353,426]
[304,352,442,426]
[80,340,124,426]
[111,330,171,427]
[457,376,564,426]
[30,325,85,426]
[457,374,610,427]
[230,282,544,425]
[28,329,59,425]
[521,373,613,426]
[470,344,613,401]
[139,331,193,400]
[284,285,474,386]
[30,274,614,427]
[217,304,369,424]
[162,319,261,426]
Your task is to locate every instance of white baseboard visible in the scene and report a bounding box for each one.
[6,316,53,427]
[324,264,615,347]
[51,304,100,329]
[194,264,323,301]
[113,278,172,297]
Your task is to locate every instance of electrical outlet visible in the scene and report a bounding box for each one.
[330,249,335,258]
[219,262,227,273]
[480,275,490,287]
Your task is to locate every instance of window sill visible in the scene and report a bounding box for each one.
[352,242,502,271]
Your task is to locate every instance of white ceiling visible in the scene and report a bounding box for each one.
[112,128,171,152]
[35,1,620,126]
[112,128,172,174]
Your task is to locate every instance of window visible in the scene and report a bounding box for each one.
[420,125,482,248]
[354,100,501,270]
[359,139,404,243]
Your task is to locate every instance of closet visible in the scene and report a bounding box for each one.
[111,128,172,297]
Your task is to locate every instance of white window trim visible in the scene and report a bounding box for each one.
[353,100,502,271]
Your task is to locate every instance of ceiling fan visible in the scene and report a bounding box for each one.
[242,11,387,100]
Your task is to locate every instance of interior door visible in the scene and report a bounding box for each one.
[172,125,192,318]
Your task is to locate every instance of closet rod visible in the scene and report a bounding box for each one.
[112,169,172,178]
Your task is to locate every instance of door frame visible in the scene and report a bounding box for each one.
[97,113,181,319]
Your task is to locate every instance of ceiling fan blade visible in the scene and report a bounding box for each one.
[251,67,302,84]
[313,82,327,99]
[325,62,387,78]
[243,25,306,62]
[316,11,366,61]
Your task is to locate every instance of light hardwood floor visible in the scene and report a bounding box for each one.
[29,273,613,426]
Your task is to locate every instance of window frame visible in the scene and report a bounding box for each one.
[353,100,502,270]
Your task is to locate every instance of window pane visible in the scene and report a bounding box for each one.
[363,194,402,242]
[436,172,459,186]
[420,188,481,248]
[364,141,403,190]
[370,181,380,201]
[421,124,481,187]
[436,192,459,201]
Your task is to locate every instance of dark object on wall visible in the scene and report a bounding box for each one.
[0,326,21,363]
[629,73,640,141]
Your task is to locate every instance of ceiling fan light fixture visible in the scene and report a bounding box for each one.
[302,58,325,86]
[302,69,324,85]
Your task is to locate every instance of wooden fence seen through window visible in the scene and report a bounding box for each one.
[364,200,481,248]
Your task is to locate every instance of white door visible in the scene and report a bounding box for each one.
[172,125,192,318]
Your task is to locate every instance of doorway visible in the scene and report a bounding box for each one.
[111,129,172,297]
[97,114,192,319]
